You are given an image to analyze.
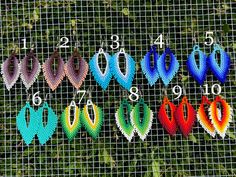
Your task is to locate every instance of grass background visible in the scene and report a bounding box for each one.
[0,0,235,176]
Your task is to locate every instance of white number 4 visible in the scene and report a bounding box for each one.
[154,34,164,48]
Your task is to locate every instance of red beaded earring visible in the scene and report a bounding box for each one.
[158,96,177,136]
[175,96,196,137]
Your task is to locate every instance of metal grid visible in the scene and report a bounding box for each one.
[0,0,235,176]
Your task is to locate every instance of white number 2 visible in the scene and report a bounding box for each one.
[58,37,69,48]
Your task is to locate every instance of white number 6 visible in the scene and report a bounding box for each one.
[32,91,42,106]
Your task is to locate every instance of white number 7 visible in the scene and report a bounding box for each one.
[76,90,86,104]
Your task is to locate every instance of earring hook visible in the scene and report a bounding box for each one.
[86,87,94,106]
[165,33,170,47]
[121,35,125,48]
[44,93,51,102]
[193,31,198,44]
[149,34,153,45]
[122,89,129,98]
[26,93,31,102]
[74,41,81,49]
[214,32,221,45]
[138,85,143,98]
[162,88,168,96]
[182,85,187,96]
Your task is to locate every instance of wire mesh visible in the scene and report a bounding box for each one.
[0,0,235,176]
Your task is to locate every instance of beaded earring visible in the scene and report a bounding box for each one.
[115,99,134,142]
[20,50,41,89]
[130,98,153,141]
[61,100,81,141]
[16,95,39,145]
[197,96,216,137]
[65,48,88,90]
[208,44,230,83]
[43,50,65,91]
[80,95,104,139]
[36,95,58,145]
[158,96,177,136]
[157,47,179,86]
[1,52,20,90]
[141,45,159,86]
[186,45,207,85]
[209,96,233,139]
[89,48,112,90]
[110,48,136,90]
[175,96,196,137]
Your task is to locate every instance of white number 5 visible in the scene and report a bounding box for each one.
[204,31,214,46]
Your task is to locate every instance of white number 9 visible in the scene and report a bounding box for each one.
[172,85,182,100]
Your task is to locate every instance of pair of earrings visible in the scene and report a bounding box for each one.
[115,98,153,141]
[61,99,103,140]
[187,44,230,85]
[141,46,179,86]
[1,50,41,90]
[158,96,196,137]
[43,49,88,91]
[16,97,57,145]
[197,96,233,139]
[89,48,136,90]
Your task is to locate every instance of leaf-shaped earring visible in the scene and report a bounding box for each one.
[208,44,230,83]
[89,48,112,90]
[43,50,65,91]
[80,100,104,139]
[130,98,153,140]
[16,102,39,145]
[36,102,58,145]
[197,96,216,137]
[158,96,177,136]
[115,99,134,142]
[175,96,196,137]
[209,96,233,139]
[1,52,20,90]
[141,46,159,86]
[61,101,81,141]
[157,47,179,86]
[186,45,207,85]
[20,50,41,90]
[110,48,136,90]
[65,49,88,89]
